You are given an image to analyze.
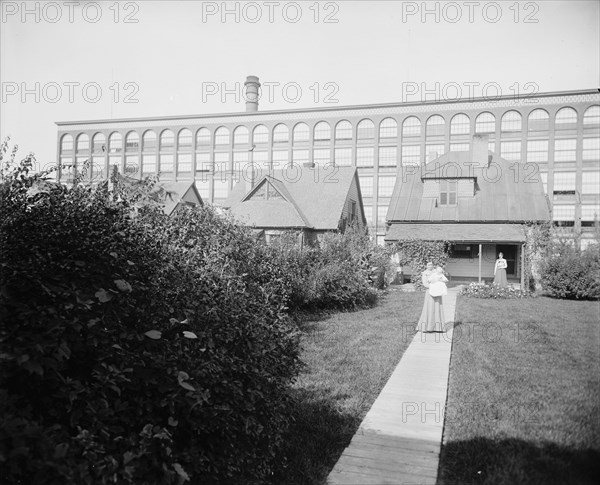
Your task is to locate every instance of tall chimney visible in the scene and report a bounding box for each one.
[244,75,260,112]
[471,134,490,168]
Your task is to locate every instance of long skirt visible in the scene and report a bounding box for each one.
[416,291,445,332]
[493,268,508,287]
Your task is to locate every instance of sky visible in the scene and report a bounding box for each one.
[1,0,599,165]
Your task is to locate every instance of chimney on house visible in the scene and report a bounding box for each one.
[244,75,260,112]
[471,134,490,167]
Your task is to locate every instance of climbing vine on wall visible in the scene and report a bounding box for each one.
[389,239,452,290]
[523,221,552,292]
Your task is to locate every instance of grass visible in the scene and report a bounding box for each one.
[270,289,424,485]
[439,296,600,485]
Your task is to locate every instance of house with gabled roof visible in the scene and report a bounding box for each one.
[385,135,551,284]
[224,166,366,245]
[156,181,203,216]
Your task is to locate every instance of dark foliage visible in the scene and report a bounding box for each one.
[539,241,600,300]
[0,156,301,484]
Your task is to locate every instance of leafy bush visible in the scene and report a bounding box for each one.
[459,282,532,299]
[0,154,301,484]
[539,241,600,300]
[268,226,392,311]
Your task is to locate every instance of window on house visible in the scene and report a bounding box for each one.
[351,200,357,222]
[440,179,457,205]
[450,244,475,259]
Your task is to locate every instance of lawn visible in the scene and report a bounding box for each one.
[439,296,600,485]
[270,289,424,485]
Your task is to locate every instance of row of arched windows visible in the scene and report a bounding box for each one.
[62,106,600,153]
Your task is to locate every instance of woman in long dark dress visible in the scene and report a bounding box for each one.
[416,263,446,333]
[493,252,508,287]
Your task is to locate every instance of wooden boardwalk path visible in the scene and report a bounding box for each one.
[327,288,459,485]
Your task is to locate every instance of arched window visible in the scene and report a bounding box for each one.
[555,107,578,126]
[108,132,122,153]
[528,109,549,132]
[233,126,249,146]
[402,117,421,137]
[314,121,331,142]
[583,105,600,126]
[475,112,496,133]
[501,111,522,132]
[160,130,175,150]
[379,118,397,140]
[426,115,445,136]
[196,128,211,147]
[142,130,157,151]
[76,134,89,152]
[335,120,353,140]
[273,124,289,143]
[92,133,105,153]
[357,119,375,141]
[60,134,74,152]
[178,129,192,150]
[214,127,230,146]
[125,132,139,152]
[253,125,269,144]
[293,123,309,144]
[450,114,470,135]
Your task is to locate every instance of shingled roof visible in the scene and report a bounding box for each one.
[226,166,362,230]
[386,151,551,223]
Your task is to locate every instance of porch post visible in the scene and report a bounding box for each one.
[520,243,525,289]
[478,243,482,284]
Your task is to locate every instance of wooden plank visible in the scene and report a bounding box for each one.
[334,455,439,478]
[332,463,436,482]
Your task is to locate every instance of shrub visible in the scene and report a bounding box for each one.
[0,155,301,484]
[268,226,392,311]
[459,282,532,299]
[539,241,600,300]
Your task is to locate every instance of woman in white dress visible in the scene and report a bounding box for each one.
[493,252,508,287]
[416,265,448,333]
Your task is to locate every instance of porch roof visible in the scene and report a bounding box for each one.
[385,223,526,243]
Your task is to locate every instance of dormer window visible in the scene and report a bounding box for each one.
[440,180,457,205]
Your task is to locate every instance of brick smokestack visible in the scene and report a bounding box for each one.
[244,75,260,112]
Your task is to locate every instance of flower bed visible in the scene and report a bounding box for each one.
[459,282,532,299]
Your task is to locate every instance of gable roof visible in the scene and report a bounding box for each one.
[387,151,551,223]
[226,166,359,230]
[158,181,203,216]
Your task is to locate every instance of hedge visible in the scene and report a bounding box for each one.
[0,158,301,484]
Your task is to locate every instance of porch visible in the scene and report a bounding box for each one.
[386,223,527,286]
